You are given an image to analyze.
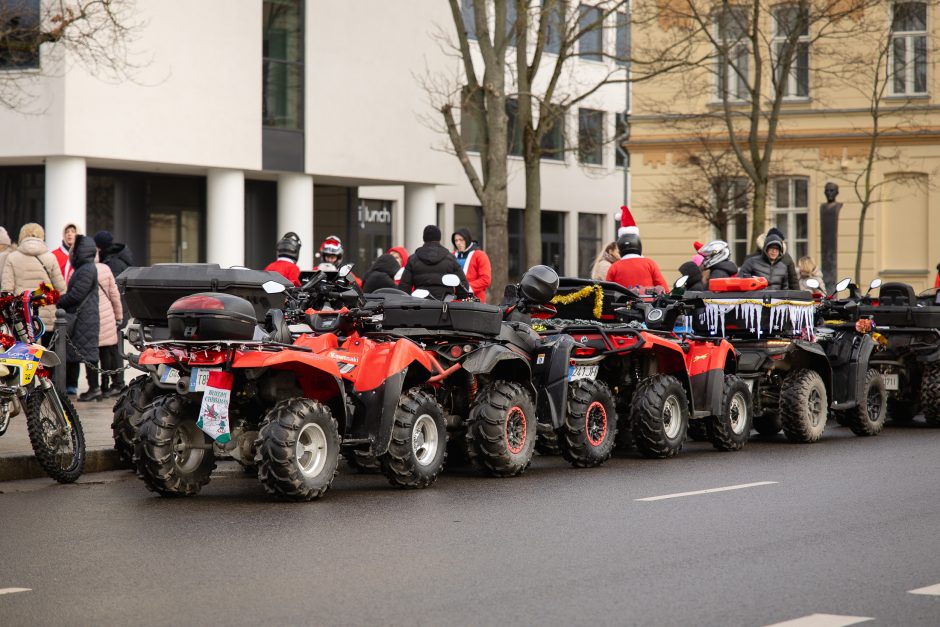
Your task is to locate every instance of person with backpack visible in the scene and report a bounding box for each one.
[399,225,468,300]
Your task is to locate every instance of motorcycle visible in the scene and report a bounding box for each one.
[0,283,85,482]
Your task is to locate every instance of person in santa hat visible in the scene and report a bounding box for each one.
[605,205,668,292]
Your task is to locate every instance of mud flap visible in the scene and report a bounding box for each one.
[829,333,876,407]
[533,335,575,429]
[358,369,406,457]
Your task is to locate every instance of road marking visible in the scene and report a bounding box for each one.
[763,614,873,627]
[0,588,30,596]
[909,582,940,596]
[635,481,778,502]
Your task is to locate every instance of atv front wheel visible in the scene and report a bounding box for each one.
[379,388,447,489]
[135,394,214,497]
[779,369,828,443]
[559,379,618,467]
[706,375,752,451]
[256,398,340,501]
[631,374,689,459]
[466,381,536,477]
[919,363,940,427]
[111,375,158,469]
[841,369,887,436]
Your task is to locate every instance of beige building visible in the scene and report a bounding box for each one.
[625,1,940,291]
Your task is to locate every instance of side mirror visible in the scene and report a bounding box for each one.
[674,275,689,289]
[805,278,820,290]
[869,278,883,291]
[394,267,404,281]
[412,289,430,299]
[262,280,287,294]
[442,274,461,287]
[835,278,851,293]
[339,263,354,278]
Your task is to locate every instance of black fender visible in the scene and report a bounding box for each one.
[788,340,834,401]
[355,369,407,457]
[828,332,876,408]
[463,344,537,405]
[531,334,575,429]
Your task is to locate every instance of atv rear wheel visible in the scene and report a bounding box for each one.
[842,369,887,436]
[706,375,752,451]
[779,369,828,443]
[919,363,940,427]
[379,388,447,489]
[631,374,688,459]
[135,394,215,497]
[111,375,158,469]
[559,379,617,468]
[752,414,782,437]
[466,381,536,477]
[256,398,340,501]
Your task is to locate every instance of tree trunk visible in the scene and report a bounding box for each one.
[855,203,868,285]
[523,145,542,270]
[750,180,769,251]
[483,187,510,303]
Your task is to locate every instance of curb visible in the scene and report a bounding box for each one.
[0,448,124,482]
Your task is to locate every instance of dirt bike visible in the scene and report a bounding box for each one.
[0,283,85,482]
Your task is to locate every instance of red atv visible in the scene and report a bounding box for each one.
[538,277,751,458]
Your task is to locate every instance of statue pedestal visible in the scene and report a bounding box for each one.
[820,202,842,290]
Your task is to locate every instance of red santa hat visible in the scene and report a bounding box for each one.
[617,205,639,237]
[693,241,704,251]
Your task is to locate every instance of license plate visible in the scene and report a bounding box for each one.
[568,365,598,382]
[883,373,899,391]
[189,368,222,393]
[159,366,180,385]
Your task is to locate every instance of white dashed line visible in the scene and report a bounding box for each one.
[635,481,778,502]
[0,588,31,596]
[909,582,940,596]
[763,613,873,627]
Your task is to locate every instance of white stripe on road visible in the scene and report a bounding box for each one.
[763,613,873,627]
[909,582,940,596]
[635,481,778,502]
[0,588,30,595]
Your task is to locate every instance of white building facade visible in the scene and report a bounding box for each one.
[0,0,628,281]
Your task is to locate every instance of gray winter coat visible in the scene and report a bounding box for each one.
[738,234,792,290]
[58,236,100,363]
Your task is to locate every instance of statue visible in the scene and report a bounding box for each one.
[820,182,842,293]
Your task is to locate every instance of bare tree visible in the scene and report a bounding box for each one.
[0,0,138,111]
[638,0,886,249]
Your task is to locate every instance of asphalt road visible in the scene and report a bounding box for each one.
[1,424,939,627]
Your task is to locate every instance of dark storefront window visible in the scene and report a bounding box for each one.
[245,180,278,270]
[263,0,304,129]
[0,0,41,69]
[0,166,43,238]
[578,213,603,278]
[313,185,353,268]
[356,199,393,268]
[541,210,565,273]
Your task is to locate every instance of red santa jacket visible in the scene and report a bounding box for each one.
[265,258,301,286]
[454,247,492,303]
[52,245,72,284]
[605,256,668,291]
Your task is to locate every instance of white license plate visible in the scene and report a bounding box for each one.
[159,366,180,385]
[568,365,598,382]
[883,373,899,391]
[189,368,221,393]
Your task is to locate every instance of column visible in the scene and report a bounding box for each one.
[277,172,314,269]
[44,156,86,249]
[404,184,437,252]
[207,168,245,267]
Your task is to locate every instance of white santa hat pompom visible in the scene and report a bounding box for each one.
[617,205,639,237]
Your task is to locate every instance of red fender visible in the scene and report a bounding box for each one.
[138,347,177,365]
[349,336,443,393]
[685,339,738,417]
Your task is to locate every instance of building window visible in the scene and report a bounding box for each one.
[506,98,523,157]
[544,0,564,54]
[578,108,604,165]
[615,112,628,167]
[891,2,928,95]
[508,208,526,283]
[713,178,750,264]
[578,213,604,278]
[773,5,810,98]
[542,211,566,272]
[540,106,565,161]
[462,0,476,40]
[263,0,304,130]
[460,86,484,153]
[772,178,809,260]
[454,204,484,248]
[578,4,603,61]
[714,7,749,101]
[615,11,630,66]
[0,0,41,69]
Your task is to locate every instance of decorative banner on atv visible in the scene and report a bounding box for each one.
[701,298,816,340]
[197,371,233,444]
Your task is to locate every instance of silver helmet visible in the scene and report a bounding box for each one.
[700,240,730,269]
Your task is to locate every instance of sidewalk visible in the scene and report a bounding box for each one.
[0,391,124,482]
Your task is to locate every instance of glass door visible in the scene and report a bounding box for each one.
[148,209,202,264]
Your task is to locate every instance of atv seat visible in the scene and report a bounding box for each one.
[878,282,916,306]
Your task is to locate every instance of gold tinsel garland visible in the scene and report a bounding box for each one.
[551,284,604,319]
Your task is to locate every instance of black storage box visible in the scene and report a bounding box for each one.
[551,278,638,321]
[168,293,257,341]
[860,303,940,328]
[118,264,292,325]
[382,299,502,335]
[684,290,816,338]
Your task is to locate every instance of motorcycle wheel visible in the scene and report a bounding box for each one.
[111,375,158,469]
[26,385,85,483]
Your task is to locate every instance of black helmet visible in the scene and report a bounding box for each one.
[520,265,559,304]
[617,233,642,256]
[276,232,301,262]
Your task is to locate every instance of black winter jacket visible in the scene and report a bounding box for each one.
[58,235,100,363]
[398,242,468,300]
[708,259,739,280]
[738,235,792,290]
[100,243,134,326]
[678,261,706,291]
[362,254,399,293]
